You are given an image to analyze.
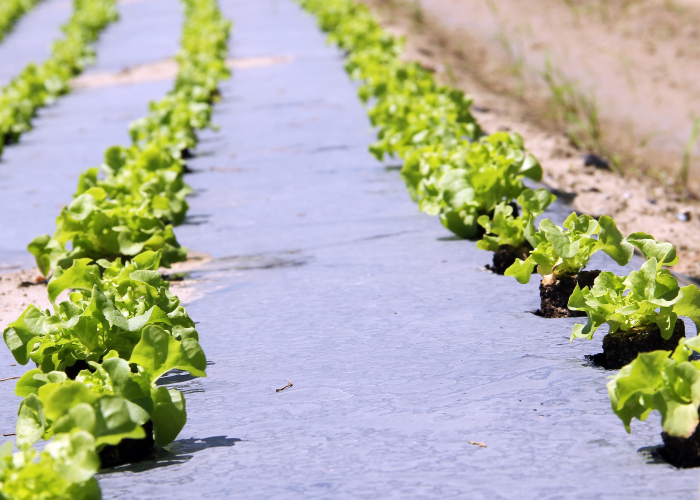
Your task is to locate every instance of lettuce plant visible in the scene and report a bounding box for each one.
[77,145,192,226]
[15,333,204,450]
[505,213,635,284]
[0,433,101,500]
[28,188,187,276]
[4,252,202,372]
[568,257,700,341]
[416,133,543,239]
[477,188,556,254]
[607,336,700,439]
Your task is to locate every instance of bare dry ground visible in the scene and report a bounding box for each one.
[72,55,293,89]
[0,270,51,333]
[358,0,700,277]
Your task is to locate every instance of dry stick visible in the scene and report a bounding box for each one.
[468,441,487,448]
[276,379,293,392]
[0,376,20,383]
[2,433,15,437]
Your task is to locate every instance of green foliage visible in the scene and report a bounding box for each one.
[568,258,700,341]
[28,189,187,276]
[415,133,544,239]
[504,213,634,284]
[0,0,42,44]
[0,0,231,496]
[28,0,231,276]
[0,434,101,500]
[77,145,192,226]
[0,0,118,157]
[477,188,556,252]
[15,350,196,449]
[296,0,548,240]
[607,336,700,438]
[4,253,204,372]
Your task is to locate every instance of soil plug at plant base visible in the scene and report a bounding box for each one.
[477,188,556,274]
[568,254,700,369]
[607,335,700,467]
[504,213,634,317]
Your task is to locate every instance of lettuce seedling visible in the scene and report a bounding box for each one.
[607,336,700,439]
[400,141,474,203]
[568,257,700,341]
[77,145,192,226]
[4,252,202,372]
[15,331,203,450]
[0,433,101,500]
[504,213,635,284]
[416,133,543,239]
[477,188,556,254]
[28,187,187,276]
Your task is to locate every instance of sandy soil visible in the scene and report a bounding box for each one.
[0,270,51,333]
[358,0,700,278]
[409,0,700,186]
[72,56,293,89]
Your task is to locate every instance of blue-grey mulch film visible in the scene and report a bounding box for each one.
[0,0,698,498]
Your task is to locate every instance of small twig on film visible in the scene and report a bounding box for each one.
[276,379,293,393]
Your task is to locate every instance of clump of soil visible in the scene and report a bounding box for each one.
[99,420,155,469]
[660,423,700,469]
[536,270,600,318]
[486,244,531,275]
[588,319,686,371]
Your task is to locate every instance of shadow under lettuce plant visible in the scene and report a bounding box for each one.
[569,253,698,369]
[476,188,556,274]
[607,332,700,467]
[504,213,633,317]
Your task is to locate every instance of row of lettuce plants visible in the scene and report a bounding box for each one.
[296,0,700,469]
[0,0,118,159]
[0,0,231,497]
[0,0,42,44]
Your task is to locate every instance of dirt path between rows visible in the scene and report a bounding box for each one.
[357,0,700,278]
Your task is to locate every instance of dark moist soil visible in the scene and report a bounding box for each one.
[660,419,700,468]
[536,270,601,318]
[587,319,686,370]
[486,244,532,275]
[99,420,155,469]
